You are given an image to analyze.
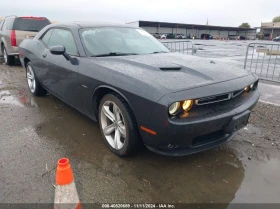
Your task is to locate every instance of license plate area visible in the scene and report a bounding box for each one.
[224,110,250,133]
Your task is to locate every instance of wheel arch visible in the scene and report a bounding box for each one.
[23,57,31,69]
[92,85,135,122]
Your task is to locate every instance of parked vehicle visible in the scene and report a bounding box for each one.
[160,34,166,39]
[237,36,246,40]
[201,34,213,40]
[19,22,260,156]
[273,36,280,42]
[0,15,51,65]
[152,33,166,39]
[228,35,237,40]
[166,33,175,39]
[175,34,185,39]
[152,33,161,39]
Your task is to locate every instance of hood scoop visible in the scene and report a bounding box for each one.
[159,67,182,71]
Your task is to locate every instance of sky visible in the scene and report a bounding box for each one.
[0,0,278,27]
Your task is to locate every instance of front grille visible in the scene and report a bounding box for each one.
[196,93,231,105]
[195,88,245,106]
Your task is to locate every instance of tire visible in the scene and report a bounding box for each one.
[26,62,47,96]
[98,94,140,156]
[3,46,15,65]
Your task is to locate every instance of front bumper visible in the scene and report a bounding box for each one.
[140,90,260,156]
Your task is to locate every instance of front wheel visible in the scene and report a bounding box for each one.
[98,94,140,156]
[26,62,47,96]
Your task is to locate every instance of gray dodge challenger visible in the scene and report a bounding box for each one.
[19,22,260,156]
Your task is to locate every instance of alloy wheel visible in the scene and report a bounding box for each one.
[27,65,36,93]
[100,101,126,150]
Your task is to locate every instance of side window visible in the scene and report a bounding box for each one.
[5,18,14,30]
[0,20,5,31]
[41,29,53,46]
[48,29,78,56]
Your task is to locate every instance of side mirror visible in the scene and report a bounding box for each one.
[50,45,65,55]
[50,45,71,61]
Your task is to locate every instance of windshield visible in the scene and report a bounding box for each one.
[80,27,169,56]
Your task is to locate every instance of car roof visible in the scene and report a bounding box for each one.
[50,22,138,29]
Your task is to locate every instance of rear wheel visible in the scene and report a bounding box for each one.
[3,46,15,65]
[98,94,140,156]
[26,62,47,96]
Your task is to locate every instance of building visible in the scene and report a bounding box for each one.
[127,20,257,39]
[260,22,280,40]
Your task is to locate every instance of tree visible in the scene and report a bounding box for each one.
[239,23,251,28]
[272,16,280,22]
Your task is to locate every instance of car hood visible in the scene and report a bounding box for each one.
[95,53,252,93]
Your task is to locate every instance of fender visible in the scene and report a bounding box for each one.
[92,84,135,120]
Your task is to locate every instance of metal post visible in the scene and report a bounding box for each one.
[192,25,194,39]
[271,29,274,40]
[255,50,260,73]
[266,45,273,78]
[249,43,255,71]
[244,43,251,69]
[272,45,279,80]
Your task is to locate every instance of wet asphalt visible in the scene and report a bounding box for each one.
[0,41,280,208]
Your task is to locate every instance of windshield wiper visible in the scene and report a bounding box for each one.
[151,51,168,54]
[92,52,138,57]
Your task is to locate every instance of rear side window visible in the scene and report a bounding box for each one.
[11,17,51,32]
[0,20,4,31]
[5,18,14,30]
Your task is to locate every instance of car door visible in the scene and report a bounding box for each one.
[42,28,81,109]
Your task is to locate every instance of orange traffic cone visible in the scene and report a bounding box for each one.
[54,158,81,209]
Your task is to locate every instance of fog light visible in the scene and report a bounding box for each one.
[182,100,193,112]
[169,102,180,115]
[244,86,250,92]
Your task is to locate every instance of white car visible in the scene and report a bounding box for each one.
[160,34,167,39]
[175,34,186,39]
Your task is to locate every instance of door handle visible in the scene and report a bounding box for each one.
[42,52,47,58]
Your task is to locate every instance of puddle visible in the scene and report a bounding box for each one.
[0,90,23,107]
[0,90,38,107]
[231,158,280,203]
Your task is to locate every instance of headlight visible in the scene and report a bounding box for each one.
[182,100,193,112]
[244,86,250,92]
[250,83,254,89]
[169,102,180,115]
